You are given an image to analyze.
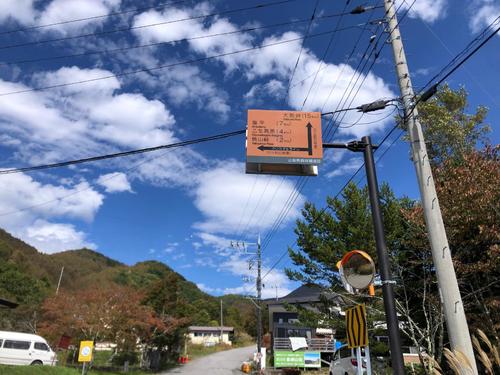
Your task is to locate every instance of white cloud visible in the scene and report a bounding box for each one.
[220,254,292,298]
[193,161,305,235]
[0,67,175,162]
[469,1,500,34]
[97,172,133,193]
[396,0,447,23]
[0,172,103,253]
[195,232,233,256]
[197,283,223,294]
[156,65,230,122]
[38,0,121,34]
[132,4,253,72]
[0,66,205,188]
[325,157,363,179]
[25,220,96,254]
[0,0,121,34]
[245,80,285,106]
[0,0,36,25]
[164,242,179,253]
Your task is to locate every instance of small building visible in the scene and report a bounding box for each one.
[264,284,346,364]
[187,326,234,346]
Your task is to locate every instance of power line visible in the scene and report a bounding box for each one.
[260,5,392,252]
[0,27,364,97]
[260,0,416,275]
[0,14,374,66]
[284,0,320,98]
[299,0,350,109]
[0,0,192,35]
[0,13,366,67]
[261,1,497,283]
[0,129,246,175]
[260,3,390,250]
[0,0,297,50]
[218,3,384,245]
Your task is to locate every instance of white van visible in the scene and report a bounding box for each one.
[0,331,57,366]
[329,345,366,375]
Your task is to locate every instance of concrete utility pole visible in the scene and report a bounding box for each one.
[384,0,477,371]
[256,235,263,372]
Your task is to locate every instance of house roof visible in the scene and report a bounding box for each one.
[188,326,234,332]
[264,284,344,306]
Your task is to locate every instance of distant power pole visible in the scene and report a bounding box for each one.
[220,300,223,344]
[231,237,263,372]
[56,266,64,295]
[384,0,477,371]
[256,235,262,372]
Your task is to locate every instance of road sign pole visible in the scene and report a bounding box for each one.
[362,135,405,374]
[81,362,86,375]
[356,347,363,375]
[365,346,372,375]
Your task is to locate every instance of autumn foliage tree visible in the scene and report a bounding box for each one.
[39,286,169,352]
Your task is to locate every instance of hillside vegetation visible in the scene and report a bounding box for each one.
[0,228,255,369]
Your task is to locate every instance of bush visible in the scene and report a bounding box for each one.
[371,341,390,357]
[111,351,138,366]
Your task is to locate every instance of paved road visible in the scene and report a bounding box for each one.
[161,345,255,375]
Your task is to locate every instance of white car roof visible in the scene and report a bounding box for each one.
[0,331,47,342]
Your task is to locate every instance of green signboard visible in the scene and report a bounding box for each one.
[275,351,304,368]
[274,351,321,368]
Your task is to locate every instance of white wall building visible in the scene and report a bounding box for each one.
[187,326,234,346]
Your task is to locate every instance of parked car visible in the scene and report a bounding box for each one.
[0,331,57,366]
[329,345,366,375]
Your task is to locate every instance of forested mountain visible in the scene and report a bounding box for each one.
[0,228,255,343]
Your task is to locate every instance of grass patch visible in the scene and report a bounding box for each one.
[0,365,150,375]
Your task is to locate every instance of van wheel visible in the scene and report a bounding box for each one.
[30,360,43,365]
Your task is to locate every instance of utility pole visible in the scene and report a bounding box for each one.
[56,266,64,295]
[220,300,223,344]
[256,235,262,372]
[384,0,477,371]
[231,237,263,371]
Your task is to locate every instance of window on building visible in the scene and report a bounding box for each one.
[34,342,49,351]
[3,340,31,350]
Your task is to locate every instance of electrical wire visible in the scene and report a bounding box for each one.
[0,0,192,35]
[0,12,365,67]
[0,27,366,97]
[299,0,350,110]
[0,0,297,50]
[260,2,391,252]
[261,1,497,280]
[260,0,415,280]
[0,129,246,175]
[284,0,321,98]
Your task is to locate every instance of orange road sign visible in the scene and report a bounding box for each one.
[345,304,368,348]
[246,110,323,165]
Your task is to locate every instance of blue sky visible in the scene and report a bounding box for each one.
[0,0,497,298]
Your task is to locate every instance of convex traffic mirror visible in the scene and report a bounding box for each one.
[338,250,375,290]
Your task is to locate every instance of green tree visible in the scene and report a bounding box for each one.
[413,84,490,165]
